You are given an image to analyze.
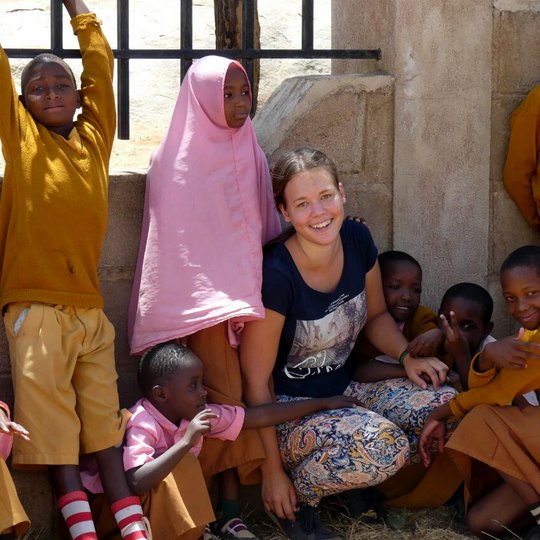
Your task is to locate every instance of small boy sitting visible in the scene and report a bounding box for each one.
[123,342,360,540]
[353,250,442,379]
[438,282,495,390]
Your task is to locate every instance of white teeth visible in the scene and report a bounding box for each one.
[311,220,331,229]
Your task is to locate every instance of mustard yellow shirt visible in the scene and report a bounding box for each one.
[449,329,540,419]
[503,85,540,229]
[0,13,115,310]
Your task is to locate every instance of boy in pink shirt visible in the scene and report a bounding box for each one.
[124,342,361,540]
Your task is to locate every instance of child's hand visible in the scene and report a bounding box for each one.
[439,312,469,360]
[346,215,369,229]
[402,354,448,389]
[407,328,444,357]
[182,409,218,448]
[323,395,361,410]
[481,329,540,371]
[0,409,29,441]
[419,415,446,468]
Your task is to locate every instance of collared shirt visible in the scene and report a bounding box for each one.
[123,398,245,471]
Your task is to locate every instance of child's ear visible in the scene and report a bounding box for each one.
[279,203,291,223]
[151,384,167,403]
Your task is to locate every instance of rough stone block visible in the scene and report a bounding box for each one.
[101,173,146,269]
[494,9,540,94]
[255,74,394,179]
[340,176,392,250]
[491,94,526,187]
[491,191,540,270]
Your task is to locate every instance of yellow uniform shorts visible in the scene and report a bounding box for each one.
[3,303,128,467]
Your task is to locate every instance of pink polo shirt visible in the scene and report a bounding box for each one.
[123,398,245,471]
[0,402,13,460]
[81,398,244,493]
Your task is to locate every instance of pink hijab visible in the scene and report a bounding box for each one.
[129,56,281,355]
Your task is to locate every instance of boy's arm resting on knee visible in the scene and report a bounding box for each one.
[126,444,191,496]
[242,395,361,429]
[62,0,91,18]
[126,409,216,495]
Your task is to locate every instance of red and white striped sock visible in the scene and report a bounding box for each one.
[111,496,149,540]
[57,490,98,540]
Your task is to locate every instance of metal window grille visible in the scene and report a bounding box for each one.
[5,0,381,139]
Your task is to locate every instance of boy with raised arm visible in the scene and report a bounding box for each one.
[0,2,149,538]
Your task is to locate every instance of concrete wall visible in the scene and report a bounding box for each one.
[490,0,540,333]
[332,0,540,334]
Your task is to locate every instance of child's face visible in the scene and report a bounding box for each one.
[159,355,207,424]
[23,61,80,136]
[223,64,251,128]
[501,266,540,331]
[439,297,491,354]
[382,261,422,323]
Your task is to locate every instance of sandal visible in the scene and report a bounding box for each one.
[204,524,220,540]
[220,517,259,540]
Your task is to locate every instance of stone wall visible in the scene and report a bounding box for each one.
[332,0,540,335]
[254,74,395,250]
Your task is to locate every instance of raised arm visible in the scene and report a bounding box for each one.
[362,261,448,389]
[240,309,298,521]
[62,0,91,18]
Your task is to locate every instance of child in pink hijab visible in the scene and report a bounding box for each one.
[129,56,281,539]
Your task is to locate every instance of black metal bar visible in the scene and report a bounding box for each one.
[51,0,63,52]
[117,0,130,139]
[180,0,193,81]
[7,0,383,140]
[242,0,255,98]
[302,0,314,51]
[5,48,382,60]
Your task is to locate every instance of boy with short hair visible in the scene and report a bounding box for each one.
[438,282,494,390]
[0,2,148,538]
[124,342,361,540]
[420,245,540,540]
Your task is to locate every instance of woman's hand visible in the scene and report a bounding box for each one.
[261,466,298,521]
[403,354,448,389]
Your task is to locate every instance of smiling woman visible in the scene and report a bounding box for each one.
[240,147,451,540]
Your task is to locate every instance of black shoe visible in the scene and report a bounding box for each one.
[339,488,383,524]
[524,525,540,540]
[267,504,341,540]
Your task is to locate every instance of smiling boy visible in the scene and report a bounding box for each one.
[0,2,149,538]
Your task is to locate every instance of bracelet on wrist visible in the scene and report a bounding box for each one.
[398,350,410,366]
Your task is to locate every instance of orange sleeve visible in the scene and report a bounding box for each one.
[503,86,540,229]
